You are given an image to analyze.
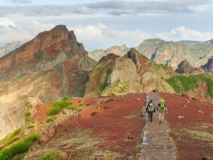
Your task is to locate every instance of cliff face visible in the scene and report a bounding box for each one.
[0,25,96,139]
[85,48,176,97]
[201,57,213,75]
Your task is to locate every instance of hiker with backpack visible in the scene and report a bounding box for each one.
[146,100,155,123]
[157,98,168,124]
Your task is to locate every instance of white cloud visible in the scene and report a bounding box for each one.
[0,18,16,27]
[170,26,213,41]
[155,26,213,41]
[0,20,54,46]
[68,23,152,50]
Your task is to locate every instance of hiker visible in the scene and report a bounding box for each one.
[146,100,155,123]
[157,98,168,124]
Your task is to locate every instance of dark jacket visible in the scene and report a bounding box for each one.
[146,101,156,113]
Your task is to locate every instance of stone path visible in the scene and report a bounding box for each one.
[139,92,177,160]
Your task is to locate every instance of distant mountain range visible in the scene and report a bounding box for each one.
[0,41,22,57]
[89,38,213,70]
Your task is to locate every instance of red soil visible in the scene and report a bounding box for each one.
[38,93,146,158]
[160,93,213,159]
[36,92,213,159]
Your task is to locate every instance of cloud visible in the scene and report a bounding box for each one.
[84,0,211,15]
[68,23,152,50]
[0,0,212,17]
[171,26,213,41]
[156,26,213,41]
[0,20,54,46]
[8,0,31,4]
[0,18,16,27]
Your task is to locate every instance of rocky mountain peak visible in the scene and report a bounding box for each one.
[0,25,95,82]
[99,53,120,63]
[175,60,194,74]
[0,25,96,139]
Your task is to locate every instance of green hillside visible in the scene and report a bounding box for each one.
[164,74,213,98]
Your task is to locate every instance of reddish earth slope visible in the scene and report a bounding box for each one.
[31,92,212,159]
[160,93,213,159]
[33,93,146,159]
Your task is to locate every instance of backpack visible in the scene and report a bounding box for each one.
[158,103,165,112]
[148,102,155,112]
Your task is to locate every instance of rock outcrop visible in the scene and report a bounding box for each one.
[89,44,129,61]
[0,25,96,139]
[175,60,194,74]
[85,48,176,97]
[201,57,213,75]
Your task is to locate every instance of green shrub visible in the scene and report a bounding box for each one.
[46,101,71,116]
[62,96,70,101]
[46,117,55,123]
[40,151,61,160]
[66,106,77,110]
[91,111,98,116]
[9,129,22,140]
[26,125,34,129]
[46,108,61,115]
[0,133,40,160]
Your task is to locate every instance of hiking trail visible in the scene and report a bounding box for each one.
[139,92,177,160]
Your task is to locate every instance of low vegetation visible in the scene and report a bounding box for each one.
[182,129,213,141]
[0,128,22,150]
[0,133,41,160]
[164,74,213,98]
[46,117,55,123]
[46,97,72,115]
[40,151,61,160]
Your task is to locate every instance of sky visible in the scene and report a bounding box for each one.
[0,0,213,51]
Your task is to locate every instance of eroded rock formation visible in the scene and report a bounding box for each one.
[0,25,96,139]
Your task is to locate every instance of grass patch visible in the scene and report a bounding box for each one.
[182,129,213,141]
[46,101,71,116]
[26,125,34,129]
[11,153,26,160]
[46,117,55,123]
[40,151,61,160]
[62,96,70,101]
[66,106,77,110]
[165,74,213,97]
[0,128,23,150]
[0,133,41,160]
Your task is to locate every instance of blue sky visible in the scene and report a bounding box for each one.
[0,0,213,51]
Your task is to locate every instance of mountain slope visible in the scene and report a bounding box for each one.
[89,44,129,61]
[0,25,96,140]
[85,48,176,97]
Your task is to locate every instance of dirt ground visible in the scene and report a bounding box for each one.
[160,93,213,159]
[35,93,146,159]
[34,92,213,159]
